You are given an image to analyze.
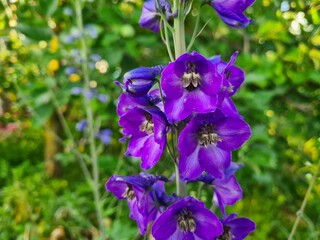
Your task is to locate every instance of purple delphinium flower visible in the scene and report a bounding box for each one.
[219,97,242,118]
[76,120,87,132]
[116,65,165,98]
[117,89,163,117]
[178,110,251,180]
[209,52,245,101]
[161,51,223,123]
[96,129,112,145]
[139,0,175,32]
[106,173,169,235]
[210,0,255,28]
[152,196,223,239]
[190,163,243,217]
[119,107,167,169]
[216,213,256,240]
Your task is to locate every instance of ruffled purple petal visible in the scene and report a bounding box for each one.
[141,134,165,169]
[126,135,148,157]
[179,146,202,181]
[185,90,218,114]
[225,216,256,240]
[105,175,129,199]
[211,0,255,28]
[152,208,178,239]
[117,93,150,116]
[198,145,231,179]
[164,93,190,123]
[214,176,242,216]
[192,208,223,239]
[139,0,161,32]
[215,117,251,151]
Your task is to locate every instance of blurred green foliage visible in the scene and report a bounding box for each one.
[0,0,319,239]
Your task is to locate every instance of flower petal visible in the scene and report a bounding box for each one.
[179,146,202,181]
[151,208,178,239]
[198,146,231,179]
[192,208,223,239]
[216,117,251,151]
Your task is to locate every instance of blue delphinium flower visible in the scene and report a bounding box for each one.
[139,0,175,32]
[116,65,165,98]
[119,107,167,170]
[106,173,170,235]
[161,51,223,123]
[209,52,245,102]
[152,196,223,239]
[190,163,243,217]
[216,213,256,240]
[117,89,163,117]
[209,0,255,28]
[178,110,251,180]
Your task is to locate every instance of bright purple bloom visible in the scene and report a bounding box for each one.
[106,173,169,235]
[96,129,112,145]
[178,110,251,180]
[216,213,256,240]
[76,120,87,132]
[119,107,167,169]
[210,0,255,28]
[161,51,223,123]
[219,97,242,118]
[210,52,245,100]
[117,89,163,117]
[116,65,165,98]
[190,163,243,217]
[152,196,223,240]
[139,0,175,32]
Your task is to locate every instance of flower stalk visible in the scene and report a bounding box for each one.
[74,0,105,238]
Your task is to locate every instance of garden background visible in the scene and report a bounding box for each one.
[0,0,319,239]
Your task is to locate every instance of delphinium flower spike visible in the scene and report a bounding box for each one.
[106,0,257,238]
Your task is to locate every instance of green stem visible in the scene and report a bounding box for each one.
[172,0,187,196]
[187,5,201,52]
[173,0,186,58]
[75,1,105,239]
[175,163,187,197]
[288,156,320,240]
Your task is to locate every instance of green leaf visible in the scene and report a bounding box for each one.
[16,23,53,41]
[37,0,59,17]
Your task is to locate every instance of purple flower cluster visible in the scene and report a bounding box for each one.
[139,0,254,32]
[106,50,255,238]
[106,1,256,239]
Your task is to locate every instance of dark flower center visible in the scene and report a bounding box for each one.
[140,112,154,134]
[217,226,233,240]
[198,123,221,147]
[123,184,135,200]
[177,209,196,232]
[181,62,201,91]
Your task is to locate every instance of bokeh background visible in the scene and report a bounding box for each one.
[0,0,319,239]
